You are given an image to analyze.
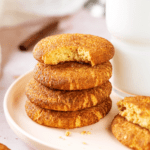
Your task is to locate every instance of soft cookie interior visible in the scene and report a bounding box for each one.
[42,47,92,65]
[117,98,150,131]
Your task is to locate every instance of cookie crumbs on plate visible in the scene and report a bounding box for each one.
[81,131,91,135]
[59,136,65,140]
[87,131,91,135]
[82,142,87,145]
[65,131,71,136]
[81,131,86,135]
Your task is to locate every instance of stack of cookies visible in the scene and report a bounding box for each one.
[25,33,115,129]
[112,96,150,150]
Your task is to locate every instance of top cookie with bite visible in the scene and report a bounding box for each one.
[33,33,114,66]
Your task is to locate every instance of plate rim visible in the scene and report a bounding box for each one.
[3,70,60,150]
[3,70,126,150]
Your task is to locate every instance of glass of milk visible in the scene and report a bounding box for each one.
[106,0,150,96]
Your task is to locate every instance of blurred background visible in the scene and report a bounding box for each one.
[0,0,106,27]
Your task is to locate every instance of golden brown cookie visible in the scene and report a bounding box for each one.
[117,96,150,131]
[0,143,10,150]
[33,33,114,66]
[25,78,112,111]
[33,61,112,90]
[111,115,150,150]
[25,97,112,129]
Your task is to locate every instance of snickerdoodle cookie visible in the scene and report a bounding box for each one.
[33,33,114,66]
[25,78,112,111]
[0,143,10,150]
[111,115,150,150]
[33,61,112,90]
[117,96,150,131]
[25,97,112,129]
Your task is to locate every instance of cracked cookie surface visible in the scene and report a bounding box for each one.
[25,97,112,129]
[111,115,150,150]
[33,61,112,90]
[117,96,150,131]
[25,79,112,111]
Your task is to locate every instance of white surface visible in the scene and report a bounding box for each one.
[106,0,150,96]
[4,71,128,150]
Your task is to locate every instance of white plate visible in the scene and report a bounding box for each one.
[4,71,129,150]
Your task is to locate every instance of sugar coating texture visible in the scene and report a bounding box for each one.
[0,143,10,150]
[25,79,112,111]
[111,115,150,150]
[25,97,112,129]
[33,33,114,66]
[33,61,112,90]
[118,96,150,131]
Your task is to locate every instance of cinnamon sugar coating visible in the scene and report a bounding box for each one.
[33,33,114,66]
[111,115,150,150]
[33,61,112,90]
[0,143,10,150]
[25,97,112,129]
[25,79,112,111]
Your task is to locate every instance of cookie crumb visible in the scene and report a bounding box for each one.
[65,131,71,136]
[81,131,91,135]
[87,131,91,135]
[82,142,87,145]
[81,131,86,135]
[59,136,65,140]
[13,75,20,79]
